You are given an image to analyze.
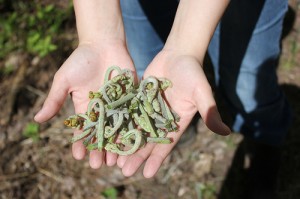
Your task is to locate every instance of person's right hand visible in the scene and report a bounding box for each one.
[34,41,135,169]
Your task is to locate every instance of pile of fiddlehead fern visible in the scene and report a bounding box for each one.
[64,66,180,155]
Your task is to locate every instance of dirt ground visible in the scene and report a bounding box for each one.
[1,1,300,199]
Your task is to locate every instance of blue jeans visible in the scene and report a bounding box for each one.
[120,0,292,146]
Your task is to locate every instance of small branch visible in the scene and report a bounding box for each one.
[25,85,46,97]
[37,168,64,183]
[2,55,28,126]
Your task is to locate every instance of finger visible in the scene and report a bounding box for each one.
[121,143,156,177]
[89,150,104,169]
[116,136,129,168]
[194,82,231,136]
[34,74,69,123]
[143,143,177,178]
[116,144,133,168]
[143,154,165,178]
[205,106,231,136]
[142,121,189,178]
[117,154,128,168]
[72,129,87,160]
[106,152,118,166]
[71,101,89,161]
[120,112,192,177]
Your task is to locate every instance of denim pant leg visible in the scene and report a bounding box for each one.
[208,0,291,146]
[120,0,178,78]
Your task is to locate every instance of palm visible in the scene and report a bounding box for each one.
[117,50,230,177]
[59,44,135,112]
[146,53,203,124]
[35,43,135,168]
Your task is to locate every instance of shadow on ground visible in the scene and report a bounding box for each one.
[216,84,300,199]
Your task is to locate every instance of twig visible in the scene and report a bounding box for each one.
[3,57,28,125]
[25,85,46,97]
[37,168,63,183]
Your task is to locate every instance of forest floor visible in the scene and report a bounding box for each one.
[0,1,300,199]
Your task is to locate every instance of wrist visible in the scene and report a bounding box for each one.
[76,17,126,45]
[163,35,205,64]
[163,0,229,64]
[73,0,126,45]
[77,26,126,46]
[78,38,126,49]
[77,39,128,54]
[152,48,202,72]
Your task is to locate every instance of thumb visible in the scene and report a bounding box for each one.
[194,84,231,136]
[34,74,69,123]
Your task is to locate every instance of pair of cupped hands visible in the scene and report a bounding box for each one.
[34,41,230,178]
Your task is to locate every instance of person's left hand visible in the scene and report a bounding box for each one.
[116,49,231,178]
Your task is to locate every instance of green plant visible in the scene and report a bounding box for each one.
[0,12,18,58]
[195,183,217,199]
[22,122,39,142]
[0,1,72,59]
[284,38,299,70]
[101,187,118,199]
[27,33,57,57]
[0,63,15,75]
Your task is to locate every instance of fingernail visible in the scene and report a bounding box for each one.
[34,110,42,122]
[222,123,231,135]
[143,169,155,178]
